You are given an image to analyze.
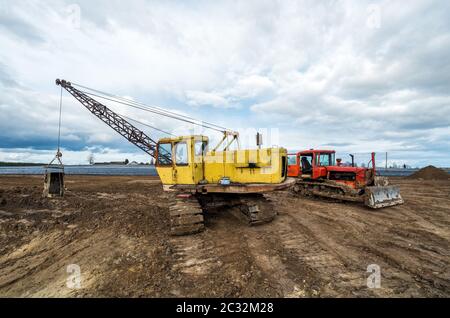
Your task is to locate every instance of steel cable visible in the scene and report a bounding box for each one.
[71,82,229,133]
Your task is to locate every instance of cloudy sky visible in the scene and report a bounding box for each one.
[0,0,449,167]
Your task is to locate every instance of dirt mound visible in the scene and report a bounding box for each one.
[408,165,450,180]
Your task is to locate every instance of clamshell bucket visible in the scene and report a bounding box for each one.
[364,185,403,209]
[43,166,65,198]
[43,150,65,198]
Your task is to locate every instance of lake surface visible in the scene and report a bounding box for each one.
[0,165,158,176]
[0,165,448,177]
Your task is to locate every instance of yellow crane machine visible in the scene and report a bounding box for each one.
[56,79,293,235]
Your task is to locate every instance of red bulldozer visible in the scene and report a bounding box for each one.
[287,150,404,208]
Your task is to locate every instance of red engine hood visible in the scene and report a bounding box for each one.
[325,166,369,173]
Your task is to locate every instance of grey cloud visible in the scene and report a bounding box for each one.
[321,142,354,147]
[0,63,18,87]
[0,0,449,166]
[0,10,44,43]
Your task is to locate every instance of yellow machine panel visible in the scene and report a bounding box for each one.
[155,135,287,186]
[204,148,287,184]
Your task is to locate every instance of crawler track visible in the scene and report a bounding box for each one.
[168,193,205,236]
[198,193,277,226]
[236,194,277,225]
[293,180,362,202]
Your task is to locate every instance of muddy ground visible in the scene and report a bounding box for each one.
[0,175,449,297]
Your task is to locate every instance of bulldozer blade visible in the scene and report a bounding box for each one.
[364,186,404,209]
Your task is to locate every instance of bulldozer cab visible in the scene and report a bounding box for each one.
[287,152,313,177]
[156,135,208,186]
[287,153,299,177]
[287,150,335,179]
[301,153,314,176]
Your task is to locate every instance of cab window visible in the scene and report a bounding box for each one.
[317,153,331,166]
[157,143,172,165]
[300,154,313,173]
[175,142,188,165]
[287,154,297,165]
[195,140,208,156]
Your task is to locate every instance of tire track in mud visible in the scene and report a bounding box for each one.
[168,201,375,297]
[168,214,242,277]
[255,212,371,297]
[255,193,372,296]
[353,243,450,296]
[167,212,271,297]
[245,228,314,297]
[263,193,415,296]
[169,235,217,275]
[0,231,89,293]
[276,192,450,297]
[284,211,409,297]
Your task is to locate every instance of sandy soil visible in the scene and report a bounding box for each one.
[0,175,449,297]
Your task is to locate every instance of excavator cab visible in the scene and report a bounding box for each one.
[156,135,208,188]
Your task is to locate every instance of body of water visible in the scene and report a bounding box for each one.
[0,165,448,177]
[0,165,158,176]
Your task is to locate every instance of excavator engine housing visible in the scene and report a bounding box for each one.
[156,135,288,189]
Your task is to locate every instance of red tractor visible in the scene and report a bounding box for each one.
[287,150,403,208]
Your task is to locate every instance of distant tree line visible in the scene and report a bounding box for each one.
[87,152,155,165]
[0,162,46,166]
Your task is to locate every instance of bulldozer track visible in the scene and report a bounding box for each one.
[274,214,367,295]
[293,179,404,209]
[170,236,217,275]
[293,180,363,202]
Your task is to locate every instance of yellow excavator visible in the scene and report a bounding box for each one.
[56,79,294,235]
